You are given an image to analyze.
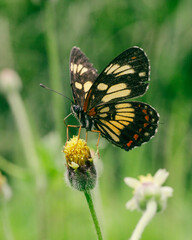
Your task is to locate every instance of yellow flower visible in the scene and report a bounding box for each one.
[63,136,96,191]
[64,136,92,167]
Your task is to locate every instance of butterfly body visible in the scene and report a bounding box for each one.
[71,104,93,130]
[70,46,159,151]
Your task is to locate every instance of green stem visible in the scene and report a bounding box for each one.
[1,198,15,240]
[6,91,46,188]
[84,190,103,240]
[129,200,157,240]
[0,156,28,180]
[44,0,65,139]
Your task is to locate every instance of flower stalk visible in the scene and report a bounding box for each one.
[0,156,28,180]
[0,69,46,189]
[1,198,15,240]
[44,0,64,138]
[84,190,103,240]
[129,200,157,240]
[0,172,14,240]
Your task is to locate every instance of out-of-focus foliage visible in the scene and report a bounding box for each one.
[0,0,192,239]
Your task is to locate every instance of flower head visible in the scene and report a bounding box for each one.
[64,136,91,166]
[63,136,97,191]
[124,169,173,212]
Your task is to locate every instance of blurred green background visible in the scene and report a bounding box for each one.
[0,0,192,239]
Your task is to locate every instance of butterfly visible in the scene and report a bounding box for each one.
[69,46,159,151]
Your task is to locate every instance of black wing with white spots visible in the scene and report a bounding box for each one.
[83,47,150,112]
[70,47,98,107]
[90,101,159,151]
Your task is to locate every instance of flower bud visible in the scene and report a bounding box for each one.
[0,69,22,94]
[63,136,97,191]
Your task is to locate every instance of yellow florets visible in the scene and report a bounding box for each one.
[139,174,154,183]
[64,136,91,166]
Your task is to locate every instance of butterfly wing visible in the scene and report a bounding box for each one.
[83,47,149,112]
[70,47,98,107]
[90,101,159,151]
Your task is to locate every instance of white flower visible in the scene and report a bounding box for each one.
[124,169,173,212]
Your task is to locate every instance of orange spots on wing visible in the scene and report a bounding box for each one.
[127,140,133,147]
[131,56,136,60]
[88,107,96,116]
[133,134,139,140]
[145,115,149,121]
[142,109,147,114]
[144,123,149,127]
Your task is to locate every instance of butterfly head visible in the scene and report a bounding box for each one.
[71,104,81,118]
[71,104,93,131]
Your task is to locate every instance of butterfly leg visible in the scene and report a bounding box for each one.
[85,131,88,142]
[73,125,82,151]
[77,125,82,140]
[63,113,72,128]
[66,124,81,143]
[66,125,82,151]
[90,130,101,158]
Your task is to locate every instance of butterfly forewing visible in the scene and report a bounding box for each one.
[83,47,150,112]
[91,101,159,151]
[70,47,98,107]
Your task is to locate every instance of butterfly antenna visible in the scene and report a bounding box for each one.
[40,83,73,103]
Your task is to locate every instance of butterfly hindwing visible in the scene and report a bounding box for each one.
[83,47,150,112]
[91,101,159,151]
[70,47,98,107]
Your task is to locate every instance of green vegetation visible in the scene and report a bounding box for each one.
[0,0,192,239]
